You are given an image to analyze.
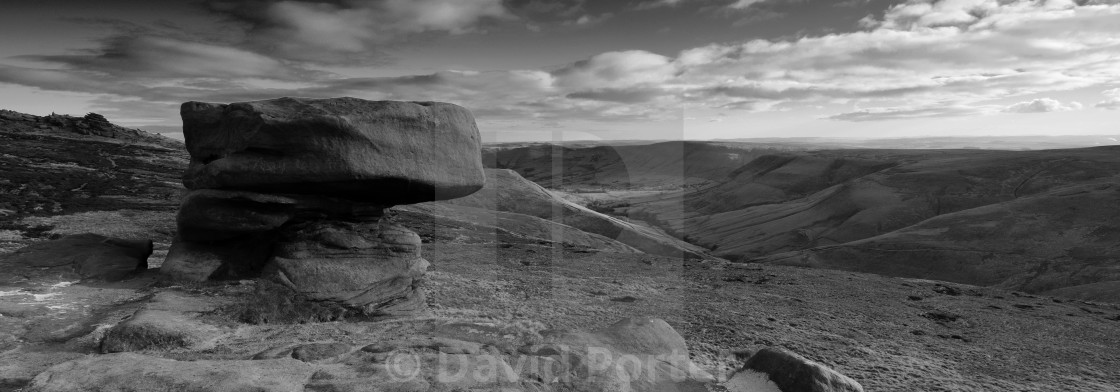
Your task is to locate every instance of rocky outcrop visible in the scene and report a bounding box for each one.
[161,97,485,316]
[0,234,151,284]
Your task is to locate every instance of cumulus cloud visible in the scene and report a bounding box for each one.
[552,51,679,91]
[1003,98,1082,113]
[668,0,1120,119]
[1096,88,1120,110]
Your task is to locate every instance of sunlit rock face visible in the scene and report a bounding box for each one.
[162,97,485,315]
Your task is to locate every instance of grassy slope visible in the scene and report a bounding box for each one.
[0,110,187,254]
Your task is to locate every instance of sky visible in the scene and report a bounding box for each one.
[0,0,1117,142]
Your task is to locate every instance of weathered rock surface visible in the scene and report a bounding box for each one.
[161,233,275,281]
[25,353,315,392]
[743,347,864,392]
[181,97,485,204]
[176,189,297,241]
[525,317,715,392]
[100,292,226,353]
[266,219,428,315]
[0,233,151,284]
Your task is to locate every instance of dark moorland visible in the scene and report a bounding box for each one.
[1,110,1118,392]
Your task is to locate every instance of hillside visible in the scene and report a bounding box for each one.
[0,110,187,253]
[400,168,709,259]
[758,177,1120,300]
[485,141,782,190]
[492,142,1120,300]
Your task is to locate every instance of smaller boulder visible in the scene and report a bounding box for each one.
[743,347,864,392]
[531,317,714,392]
[291,342,352,363]
[100,292,225,353]
[0,234,151,284]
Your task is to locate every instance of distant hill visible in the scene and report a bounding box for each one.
[486,135,1120,151]
[711,135,1120,150]
[400,168,709,260]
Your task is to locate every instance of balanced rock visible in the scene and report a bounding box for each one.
[162,97,483,316]
[1,234,151,284]
[180,97,485,204]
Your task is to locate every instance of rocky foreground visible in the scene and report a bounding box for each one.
[1,105,1119,391]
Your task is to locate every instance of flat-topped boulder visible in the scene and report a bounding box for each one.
[181,97,485,205]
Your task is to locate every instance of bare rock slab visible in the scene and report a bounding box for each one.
[25,353,314,392]
[100,291,226,353]
[743,347,864,392]
[526,317,715,392]
[0,233,151,284]
[180,97,485,204]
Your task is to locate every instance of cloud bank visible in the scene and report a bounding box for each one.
[0,0,1117,129]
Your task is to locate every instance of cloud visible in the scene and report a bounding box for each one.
[1096,88,1120,110]
[671,0,1120,119]
[2,0,1119,129]
[635,0,792,11]
[21,35,313,80]
[566,87,664,103]
[1003,97,1082,113]
[201,0,514,63]
[827,103,1000,121]
[552,50,679,91]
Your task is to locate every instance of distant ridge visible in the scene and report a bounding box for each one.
[485,135,1120,151]
[0,109,181,148]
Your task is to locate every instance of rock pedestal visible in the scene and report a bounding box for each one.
[161,97,485,316]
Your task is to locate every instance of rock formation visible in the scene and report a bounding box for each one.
[0,234,151,284]
[161,97,485,315]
